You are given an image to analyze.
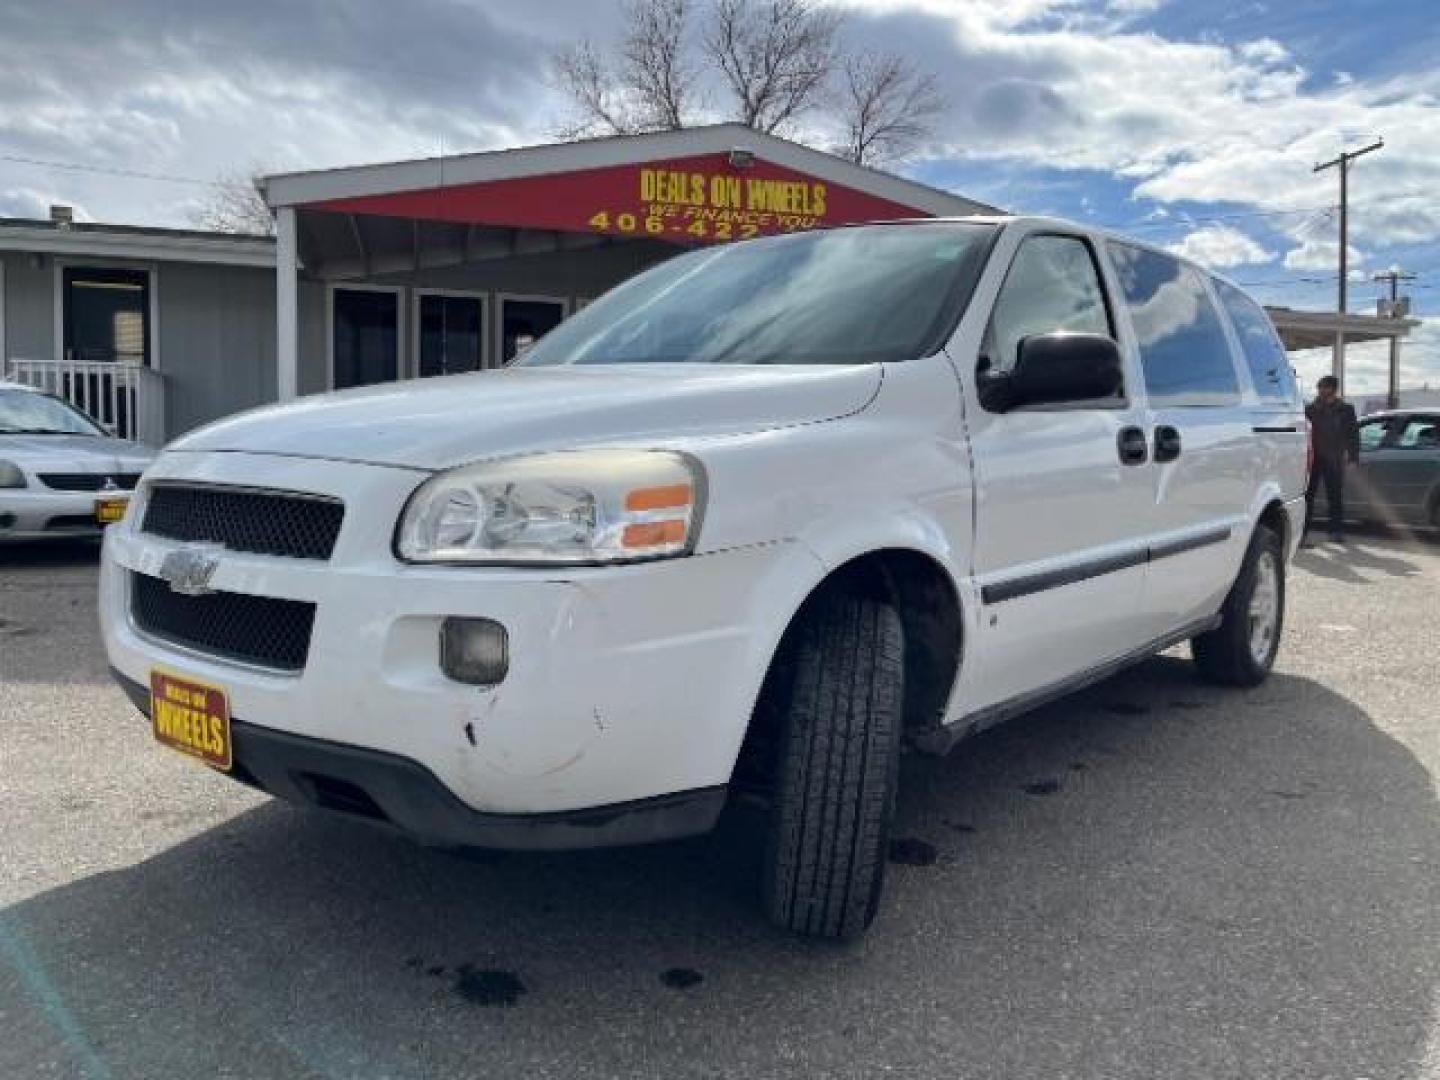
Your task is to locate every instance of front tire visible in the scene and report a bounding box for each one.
[1191,523,1285,686]
[760,590,904,941]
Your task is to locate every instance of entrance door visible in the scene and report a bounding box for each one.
[63,267,149,365]
[964,230,1154,712]
[499,296,565,364]
[61,266,149,436]
[417,293,485,377]
[332,288,399,389]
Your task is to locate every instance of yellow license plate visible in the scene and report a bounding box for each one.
[96,496,129,524]
[150,669,232,771]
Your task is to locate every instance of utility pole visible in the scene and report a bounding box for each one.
[1314,138,1383,394]
[1373,267,1415,409]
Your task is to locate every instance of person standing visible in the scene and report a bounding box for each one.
[1303,375,1359,545]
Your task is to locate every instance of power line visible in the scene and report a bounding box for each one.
[0,152,215,186]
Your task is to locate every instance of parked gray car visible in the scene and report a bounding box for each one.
[0,381,155,540]
[1316,409,1440,529]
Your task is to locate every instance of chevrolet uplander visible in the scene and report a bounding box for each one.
[102,218,1307,939]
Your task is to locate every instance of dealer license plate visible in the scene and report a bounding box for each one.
[149,669,232,771]
[95,495,129,524]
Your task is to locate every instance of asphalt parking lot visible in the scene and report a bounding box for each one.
[2,532,1438,1080]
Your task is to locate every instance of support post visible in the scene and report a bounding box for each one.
[1333,330,1345,397]
[1373,268,1414,410]
[276,206,299,401]
[1389,335,1401,410]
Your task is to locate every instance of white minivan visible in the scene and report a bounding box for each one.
[101,217,1307,939]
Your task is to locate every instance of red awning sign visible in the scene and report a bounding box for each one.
[311,153,927,244]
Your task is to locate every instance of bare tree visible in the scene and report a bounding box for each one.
[703,0,840,134]
[189,169,274,235]
[552,0,698,137]
[550,0,948,160]
[625,0,697,130]
[837,51,945,166]
[552,40,639,137]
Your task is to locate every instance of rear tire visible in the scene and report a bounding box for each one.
[1192,523,1284,687]
[760,590,904,941]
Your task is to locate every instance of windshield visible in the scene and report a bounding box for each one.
[0,389,107,435]
[519,222,996,367]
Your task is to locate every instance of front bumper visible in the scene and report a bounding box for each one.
[0,487,108,538]
[112,669,726,849]
[102,451,815,822]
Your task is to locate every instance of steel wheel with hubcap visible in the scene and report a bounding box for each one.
[1247,549,1280,667]
[1192,523,1285,687]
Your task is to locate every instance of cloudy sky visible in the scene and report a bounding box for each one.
[2,0,1437,394]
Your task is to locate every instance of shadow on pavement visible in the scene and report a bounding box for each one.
[1294,533,1426,584]
[0,538,101,569]
[2,656,1436,1078]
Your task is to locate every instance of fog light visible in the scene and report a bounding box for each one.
[440,617,509,685]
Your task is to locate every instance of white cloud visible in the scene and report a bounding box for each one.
[0,188,92,221]
[1283,237,1363,271]
[850,4,1440,253]
[1166,224,1273,269]
[1237,38,1289,65]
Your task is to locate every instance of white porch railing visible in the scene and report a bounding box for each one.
[4,357,165,446]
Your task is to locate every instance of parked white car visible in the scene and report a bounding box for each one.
[0,382,154,539]
[100,217,1307,938]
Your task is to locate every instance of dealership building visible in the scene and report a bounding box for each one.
[0,124,1418,445]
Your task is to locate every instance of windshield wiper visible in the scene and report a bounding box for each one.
[0,427,80,435]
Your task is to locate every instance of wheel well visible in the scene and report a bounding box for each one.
[1257,499,1289,551]
[732,550,963,796]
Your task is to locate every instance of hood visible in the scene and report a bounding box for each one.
[1,433,155,474]
[171,364,882,469]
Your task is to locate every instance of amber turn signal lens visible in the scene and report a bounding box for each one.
[624,484,692,512]
[621,520,687,548]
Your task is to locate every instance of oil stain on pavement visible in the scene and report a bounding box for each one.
[660,968,704,990]
[888,838,938,866]
[1022,778,1062,796]
[454,966,527,1007]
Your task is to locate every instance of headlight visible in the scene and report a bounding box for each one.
[396,450,705,565]
[0,461,25,489]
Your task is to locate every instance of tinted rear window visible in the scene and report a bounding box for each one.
[1213,278,1297,404]
[1108,243,1241,407]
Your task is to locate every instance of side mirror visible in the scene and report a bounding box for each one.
[979,332,1123,412]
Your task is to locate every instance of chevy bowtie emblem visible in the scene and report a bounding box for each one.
[158,545,223,596]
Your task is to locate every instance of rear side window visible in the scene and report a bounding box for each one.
[1107,243,1240,407]
[983,233,1113,376]
[1214,279,1297,403]
[1397,417,1439,448]
[1358,419,1390,451]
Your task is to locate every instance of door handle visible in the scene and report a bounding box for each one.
[1154,425,1182,463]
[1117,425,1148,466]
